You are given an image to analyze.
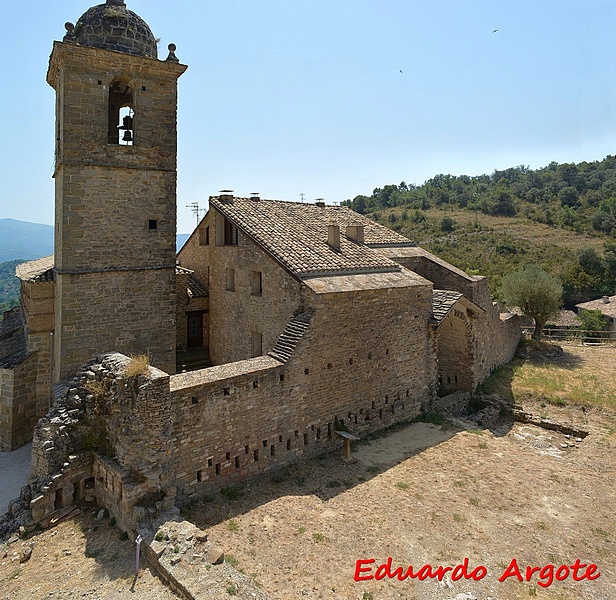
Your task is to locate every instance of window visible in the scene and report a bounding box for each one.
[251,271,262,296]
[251,331,263,357]
[224,218,238,245]
[108,80,134,145]
[226,268,235,291]
[148,219,158,230]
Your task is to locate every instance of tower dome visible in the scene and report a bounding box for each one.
[70,0,158,59]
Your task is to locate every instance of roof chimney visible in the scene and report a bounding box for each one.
[315,199,325,208]
[328,225,341,250]
[346,224,365,244]
[603,295,610,304]
[250,192,260,201]
[219,190,234,203]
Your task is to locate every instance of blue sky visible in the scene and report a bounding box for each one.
[1,0,615,234]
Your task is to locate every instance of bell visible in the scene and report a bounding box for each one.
[122,129,133,142]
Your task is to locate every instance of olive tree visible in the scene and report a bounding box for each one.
[499,265,563,341]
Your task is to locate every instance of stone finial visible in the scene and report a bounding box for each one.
[166,43,180,63]
[63,22,76,42]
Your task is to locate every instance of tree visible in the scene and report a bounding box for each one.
[499,265,563,341]
[578,309,607,341]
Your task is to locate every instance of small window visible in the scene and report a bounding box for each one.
[253,449,259,462]
[235,456,240,468]
[303,433,309,446]
[149,220,158,230]
[191,397,198,405]
[251,331,263,357]
[280,374,285,382]
[207,458,213,467]
[223,387,230,396]
[263,440,268,448]
[197,470,203,483]
[215,463,221,476]
[224,218,238,245]
[251,271,263,296]
[245,445,249,454]
[286,439,291,450]
[226,268,235,291]
[253,380,259,389]
[271,445,276,457]
[226,451,231,460]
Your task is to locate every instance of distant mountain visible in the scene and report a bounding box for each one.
[0,219,193,261]
[176,233,191,251]
[0,219,54,263]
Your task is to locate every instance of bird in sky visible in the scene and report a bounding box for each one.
[492,29,499,33]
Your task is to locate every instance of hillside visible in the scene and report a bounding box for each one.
[0,260,25,313]
[0,219,54,263]
[347,157,616,304]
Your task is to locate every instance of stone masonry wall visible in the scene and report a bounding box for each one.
[168,280,435,498]
[54,268,176,379]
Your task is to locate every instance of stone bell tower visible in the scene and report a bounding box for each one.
[47,0,187,380]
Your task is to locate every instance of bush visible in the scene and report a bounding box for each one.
[124,354,150,378]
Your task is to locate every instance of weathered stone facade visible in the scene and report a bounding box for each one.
[48,39,186,379]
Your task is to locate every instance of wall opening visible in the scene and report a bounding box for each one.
[226,268,235,291]
[251,331,263,357]
[54,488,63,511]
[251,271,263,296]
[224,218,238,245]
[108,80,134,145]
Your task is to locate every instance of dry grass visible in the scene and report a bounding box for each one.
[123,354,150,378]
[480,344,616,409]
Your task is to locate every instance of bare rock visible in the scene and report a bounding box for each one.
[19,547,32,563]
[207,545,224,565]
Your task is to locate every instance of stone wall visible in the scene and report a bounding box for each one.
[168,278,435,498]
[54,268,176,379]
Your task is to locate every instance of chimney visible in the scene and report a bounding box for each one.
[250,192,260,201]
[219,190,234,203]
[603,296,610,304]
[328,225,341,250]
[346,224,365,244]
[315,199,326,208]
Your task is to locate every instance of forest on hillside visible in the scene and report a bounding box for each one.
[343,156,616,303]
[0,260,24,313]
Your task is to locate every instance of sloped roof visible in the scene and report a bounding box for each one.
[432,290,463,323]
[210,196,414,278]
[576,296,616,319]
[187,274,208,298]
[16,255,55,282]
[431,289,484,324]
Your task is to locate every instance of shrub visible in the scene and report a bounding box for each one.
[124,354,150,378]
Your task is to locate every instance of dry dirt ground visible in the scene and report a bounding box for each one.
[1,346,615,600]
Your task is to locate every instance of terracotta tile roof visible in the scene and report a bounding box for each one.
[576,296,616,319]
[210,196,414,278]
[432,290,463,323]
[16,255,55,282]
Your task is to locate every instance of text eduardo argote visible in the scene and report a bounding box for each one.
[354,557,600,588]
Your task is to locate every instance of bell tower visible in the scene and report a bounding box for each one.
[47,0,187,379]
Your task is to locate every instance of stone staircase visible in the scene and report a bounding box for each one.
[268,314,311,364]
